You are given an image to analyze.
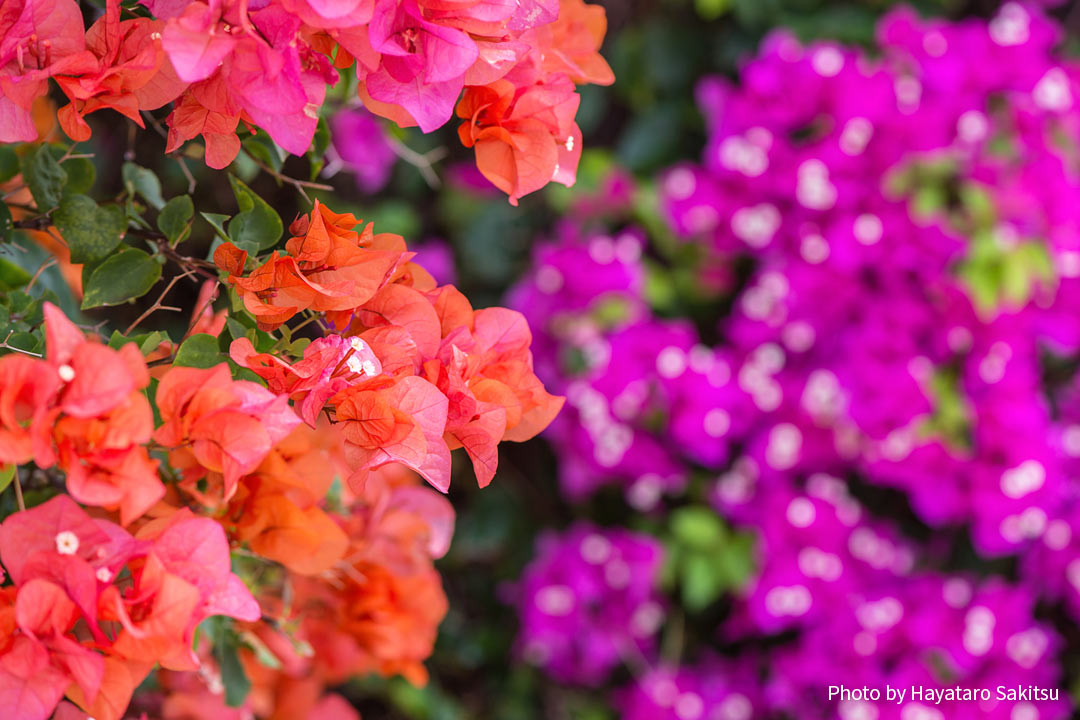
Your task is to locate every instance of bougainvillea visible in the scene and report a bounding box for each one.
[0,0,612,204]
[2,158,565,720]
[506,3,1080,718]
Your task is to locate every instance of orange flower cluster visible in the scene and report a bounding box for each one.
[150,467,453,719]
[0,199,561,719]
[455,0,614,204]
[215,202,410,332]
[222,201,564,490]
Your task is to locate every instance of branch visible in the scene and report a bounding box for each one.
[0,329,43,358]
[246,154,333,204]
[124,267,197,335]
[386,135,447,189]
[26,257,57,292]
[13,467,25,513]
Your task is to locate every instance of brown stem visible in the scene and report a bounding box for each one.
[13,467,25,512]
[124,267,197,335]
[246,154,333,205]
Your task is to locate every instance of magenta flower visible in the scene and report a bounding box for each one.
[360,0,478,132]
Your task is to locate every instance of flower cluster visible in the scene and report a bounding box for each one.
[220,200,563,490]
[0,494,260,719]
[0,198,560,719]
[508,3,1080,716]
[0,0,612,202]
[514,524,665,685]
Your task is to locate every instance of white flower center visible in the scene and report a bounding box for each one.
[55,531,79,555]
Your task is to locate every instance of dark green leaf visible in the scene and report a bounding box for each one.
[227,176,282,252]
[219,634,251,707]
[122,163,166,210]
[23,145,67,211]
[81,248,161,309]
[55,194,127,264]
[201,617,251,708]
[4,235,80,318]
[0,146,19,185]
[158,195,194,245]
[173,333,222,368]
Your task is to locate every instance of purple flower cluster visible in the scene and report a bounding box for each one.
[661,0,1080,558]
[514,524,665,685]
[510,3,1080,717]
[617,663,760,720]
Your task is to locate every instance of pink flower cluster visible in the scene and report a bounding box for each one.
[0,495,259,719]
[0,0,612,201]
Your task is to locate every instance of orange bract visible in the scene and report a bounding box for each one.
[215,201,408,332]
[456,75,582,206]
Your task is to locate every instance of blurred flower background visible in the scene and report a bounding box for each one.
[20,0,1080,716]
[412,1,1080,718]
[361,1,1080,718]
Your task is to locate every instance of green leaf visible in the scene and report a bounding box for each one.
[158,195,194,245]
[670,506,725,550]
[219,640,251,707]
[241,131,284,174]
[310,117,330,160]
[122,163,166,210]
[227,176,282,253]
[138,331,167,355]
[201,212,231,242]
[106,329,167,354]
[0,257,32,291]
[173,333,222,368]
[680,553,725,612]
[81,248,161,309]
[4,331,42,355]
[23,145,67,211]
[695,0,731,20]
[0,465,14,495]
[55,194,128,264]
[61,156,96,197]
[715,532,755,589]
[201,617,251,708]
[0,146,19,185]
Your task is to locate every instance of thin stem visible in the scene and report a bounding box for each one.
[246,155,333,205]
[0,330,43,358]
[182,280,221,340]
[176,156,197,194]
[26,257,57,292]
[124,267,196,334]
[386,135,447,189]
[13,468,25,512]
